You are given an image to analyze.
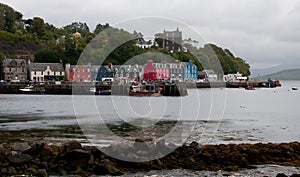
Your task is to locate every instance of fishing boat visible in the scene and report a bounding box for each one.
[128,85,162,97]
[19,85,45,94]
[90,86,111,95]
[245,86,256,90]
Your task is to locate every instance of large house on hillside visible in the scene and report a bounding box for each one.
[2,59,27,81]
[163,28,183,52]
[29,63,65,82]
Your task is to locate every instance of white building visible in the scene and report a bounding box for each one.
[135,39,157,49]
[29,63,65,82]
[202,70,218,82]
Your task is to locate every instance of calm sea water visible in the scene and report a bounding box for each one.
[1,81,299,176]
[0,81,299,145]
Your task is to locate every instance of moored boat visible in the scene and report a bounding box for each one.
[90,86,111,95]
[245,86,256,90]
[292,87,298,90]
[19,85,45,94]
[128,85,162,97]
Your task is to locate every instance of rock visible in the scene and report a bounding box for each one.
[93,159,123,175]
[88,154,95,164]
[135,138,153,142]
[291,174,300,177]
[8,153,32,164]
[190,141,199,149]
[223,166,239,171]
[38,169,48,177]
[40,144,54,157]
[62,149,90,160]
[26,167,38,174]
[61,149,90,168]
[48,161,58,169]
[27,142,44,156]
[1,168,8,174]
[0,151,6,161]
[276,173,288,177]
[63,141,82,152]
[11,142,31,152]
[7,167,17,175]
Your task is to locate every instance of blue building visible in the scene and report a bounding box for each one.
[96,65,114,82]
[184,61,198,81]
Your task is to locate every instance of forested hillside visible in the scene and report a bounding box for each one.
[0,3,250,76]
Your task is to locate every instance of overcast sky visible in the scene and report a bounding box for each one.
[2,0,300,70]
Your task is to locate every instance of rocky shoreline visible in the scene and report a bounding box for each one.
[0,140,300,177]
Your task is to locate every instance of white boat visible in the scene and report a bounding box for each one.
[89,86,111,95]
[19,85,45,94]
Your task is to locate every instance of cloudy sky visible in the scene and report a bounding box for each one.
[2,0,300,72]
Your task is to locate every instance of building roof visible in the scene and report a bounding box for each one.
[29,63,64,72]
[70,65,91,71]
[136,40,153,46]
[2,59,26,67]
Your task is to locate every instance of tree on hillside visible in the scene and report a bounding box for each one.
[63,22,90,38]
[94,23,110,35]
[154,33,164,48]
[0,3,23,33]
[35,48,60,63]
[31,17,46,37]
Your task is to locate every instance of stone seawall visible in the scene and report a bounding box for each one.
[0,140,300,176]
[0,83,188,96]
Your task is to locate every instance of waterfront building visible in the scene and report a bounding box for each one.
[163,28,183,52]
[143,60,198,82]
[69,65,92,82]
[114,65,143,81]
[200,70,218,82]
[153,62,170,80]
[96,65,114,82]
[169,61,186,81]
[183,61,199,81]
[2,59,27,81]
[29,63,65,82]
[143,60,157,81]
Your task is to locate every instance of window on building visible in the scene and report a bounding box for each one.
[34,71,36,75]
[47,71,50,75]
[41,71,44,75]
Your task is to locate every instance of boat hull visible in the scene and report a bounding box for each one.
[128,91,161,97]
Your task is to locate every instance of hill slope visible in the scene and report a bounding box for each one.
[256,69,300,80]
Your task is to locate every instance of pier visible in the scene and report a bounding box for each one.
[192,80,281,89]
[0,80,281,95]
[0,82,188,96]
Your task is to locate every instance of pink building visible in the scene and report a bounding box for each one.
[143,60,157,81]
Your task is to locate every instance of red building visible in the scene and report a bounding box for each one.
[143,60,157,81]
[69,65,92,82]
[155,68,170,79]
